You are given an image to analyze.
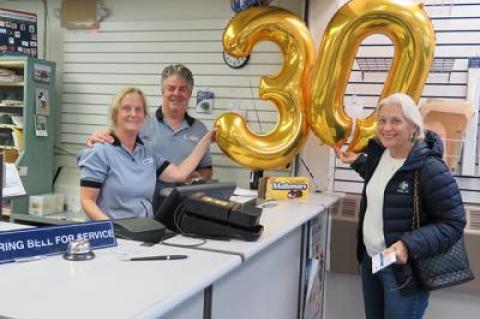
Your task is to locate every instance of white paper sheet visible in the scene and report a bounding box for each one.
[3,163,26,198]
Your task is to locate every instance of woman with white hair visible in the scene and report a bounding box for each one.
[337,93,466,319]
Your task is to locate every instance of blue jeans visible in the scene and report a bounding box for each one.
[361,253,429,319]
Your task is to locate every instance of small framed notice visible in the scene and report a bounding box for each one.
[35,88,49,115]
[35,115,47,136]
[196,90,214,113]
[33,63,52,83]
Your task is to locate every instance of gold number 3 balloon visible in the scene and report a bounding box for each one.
[216,0,435,169]
[216,6,315,169]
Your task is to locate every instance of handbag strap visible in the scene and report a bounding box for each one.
[412,170,420,230]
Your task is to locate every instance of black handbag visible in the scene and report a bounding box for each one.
[411,170,475,290]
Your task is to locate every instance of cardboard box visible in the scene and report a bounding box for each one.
[29,194,54,216]
[420,99,474,172]
[265,177,310,201]
[53,193,65,213]
[29,193,64,216]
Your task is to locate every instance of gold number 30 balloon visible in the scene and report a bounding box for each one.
[216,0,435,169]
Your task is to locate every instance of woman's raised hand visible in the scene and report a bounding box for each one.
[202,129,217,144]
[334,147,360,164]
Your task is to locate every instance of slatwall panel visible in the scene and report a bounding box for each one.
[56,19,288,187]
[333,0,480,204]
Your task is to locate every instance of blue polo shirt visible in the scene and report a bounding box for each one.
[78,135,170,220]
[140,107,212,169]
[141,107,212,192]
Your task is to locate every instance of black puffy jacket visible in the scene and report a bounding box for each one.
[352,131,466,275]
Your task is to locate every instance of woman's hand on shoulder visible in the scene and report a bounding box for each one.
[86,130,114,148]
[334,147,360,164]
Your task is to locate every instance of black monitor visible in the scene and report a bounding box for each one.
[154,182,236,231]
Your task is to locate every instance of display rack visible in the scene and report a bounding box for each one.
[356,57,455,81]
[0,56,55,215]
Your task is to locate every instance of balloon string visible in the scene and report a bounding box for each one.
[246,64,264,133]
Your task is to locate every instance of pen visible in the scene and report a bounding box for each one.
[13,255,47,263]
[127,255,188,261]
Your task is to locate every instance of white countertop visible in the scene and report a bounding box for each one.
[0,193,343,318]
[0,235,240,319]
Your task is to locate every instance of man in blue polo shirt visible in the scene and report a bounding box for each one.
[87,64,213,181]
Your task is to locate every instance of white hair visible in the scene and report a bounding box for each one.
[376,93,425,140]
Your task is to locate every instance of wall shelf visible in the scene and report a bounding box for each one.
[356,57,456,81]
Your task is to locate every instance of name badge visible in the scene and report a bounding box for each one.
[143,158,154,165]
[184,135,199,143]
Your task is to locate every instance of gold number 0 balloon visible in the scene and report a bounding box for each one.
[215,6,315,169]
[308,0,435,153]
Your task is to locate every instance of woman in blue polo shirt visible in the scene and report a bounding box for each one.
[78,87,214,221]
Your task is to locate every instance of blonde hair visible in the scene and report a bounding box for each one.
[108,87,149,127]
[376,93,425,141]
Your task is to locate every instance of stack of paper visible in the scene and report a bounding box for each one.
[3,163,26,198]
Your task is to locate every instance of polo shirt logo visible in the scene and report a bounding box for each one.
[397,181,410,194]
[143,158,154,165]
[184,135,199,143]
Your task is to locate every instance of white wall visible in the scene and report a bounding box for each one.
[100,0,305,21]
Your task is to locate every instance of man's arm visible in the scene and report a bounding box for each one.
[159,130,214,183]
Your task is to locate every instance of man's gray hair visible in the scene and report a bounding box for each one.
[161,64,194,92]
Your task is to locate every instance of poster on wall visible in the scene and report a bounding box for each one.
[34,115,47,136]
[35,88,49,115]
[33,63,51,83]
[231,0,274,12]
[0,8,37,57]
[196,90,214,113]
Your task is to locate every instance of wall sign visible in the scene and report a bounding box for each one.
[0,8,37,57]
[196,89,215,113]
